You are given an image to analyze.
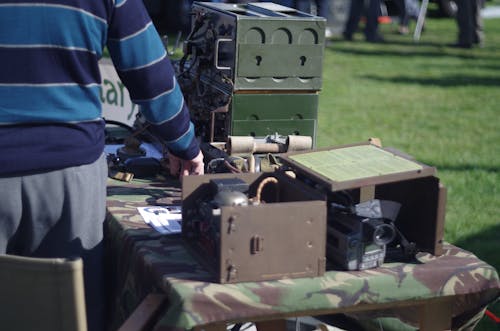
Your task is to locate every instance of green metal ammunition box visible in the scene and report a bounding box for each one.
[190,2,326,91]
[177,2,325,144]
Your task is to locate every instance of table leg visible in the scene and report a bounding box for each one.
[118,293,167,331]
[419,299,452,331]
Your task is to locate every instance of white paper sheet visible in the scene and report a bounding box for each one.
[137,206,182,234]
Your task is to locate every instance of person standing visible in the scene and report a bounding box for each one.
[343,0,384,42]
[394,0,421,34]
[0,0,203,330]
[454,0,484,48]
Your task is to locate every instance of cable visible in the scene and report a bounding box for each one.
[255,177,279,204]
[485,309,500,323]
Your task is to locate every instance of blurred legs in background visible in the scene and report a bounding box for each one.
[394,0,421,34]
[343,0,384,42]
[455,0,484,47]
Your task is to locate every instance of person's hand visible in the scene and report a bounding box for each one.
[168,150,204,178]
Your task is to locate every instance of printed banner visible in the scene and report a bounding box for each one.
[99,58,138,126]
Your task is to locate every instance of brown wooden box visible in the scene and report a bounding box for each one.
[280,142,447,256]
[182,172,327,283]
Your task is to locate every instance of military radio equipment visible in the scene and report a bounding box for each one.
[182,172,327,283]
[327,200,399,271]
[176,2,325,144]
[202,133,313,174]
[280,142,447,259]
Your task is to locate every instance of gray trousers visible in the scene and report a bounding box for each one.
[0,154,108,331]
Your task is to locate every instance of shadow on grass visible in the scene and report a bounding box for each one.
[419,162,500,173]
[325,43,499,61]
[454,223,500,271]
[327,38,446,47]
[422,61,500,71]
[473,63,500,71]
[360,73,500,87]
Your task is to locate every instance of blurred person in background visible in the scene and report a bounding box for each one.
[454,0,484,47]
[342,0,384,42]
[394,0,421,34]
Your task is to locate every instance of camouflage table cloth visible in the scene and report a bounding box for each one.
[106,177,500,331]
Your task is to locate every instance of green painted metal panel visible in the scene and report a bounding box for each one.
[230,93,317,139]
[231,93,318,120]
[232,119,316,138]
[237,44,324,77]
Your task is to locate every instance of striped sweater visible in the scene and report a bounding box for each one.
[0,0,199,176]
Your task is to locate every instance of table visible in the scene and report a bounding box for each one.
[106,177,500,331]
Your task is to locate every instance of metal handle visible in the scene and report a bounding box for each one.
[251,235,264,254]
[214,38,232,70]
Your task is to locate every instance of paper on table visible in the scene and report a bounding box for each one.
[137,206,182,234]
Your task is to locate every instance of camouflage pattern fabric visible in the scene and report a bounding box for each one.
[106,177,500,331]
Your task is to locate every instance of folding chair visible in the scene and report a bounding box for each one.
[0,254,167,331]
[0,254,88,331]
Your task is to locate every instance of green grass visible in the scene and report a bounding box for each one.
[318,7,499,330]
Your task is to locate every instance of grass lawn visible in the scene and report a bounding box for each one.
[318,3,499,329]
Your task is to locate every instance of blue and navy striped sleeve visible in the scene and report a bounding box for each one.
[107,0,199,160]
[0,1,108,124]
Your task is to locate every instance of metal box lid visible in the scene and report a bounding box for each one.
[280,142,437,192]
